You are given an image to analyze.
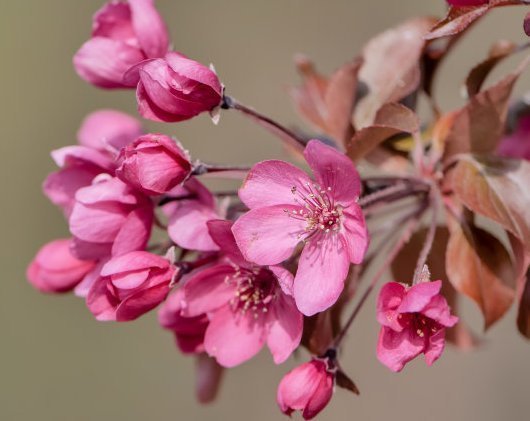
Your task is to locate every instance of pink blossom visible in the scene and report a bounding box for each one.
[74,0,169,88]
[124,52,223,122]
[181,220,303,367]
[86,250,176,321]
[44,110,143,216]
[159,288,209,354]
[376,280,458,372]
[232,139,369,316]
[116,134,192,195]
[447,0,488,6]
[77,109,143,152]
[68,176,153,260]
[164,178,221,252]
[498,115,530,161]
[277,359,334,420]
[27,238,96,293]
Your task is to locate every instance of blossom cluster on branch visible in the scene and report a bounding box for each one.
[27,0,530,419]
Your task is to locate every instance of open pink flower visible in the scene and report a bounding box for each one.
[124,52,223,122]
[27,238,96,293]
[376,280,458,372]
[116,134,192,195]
[77,109,143,152]
[69,176,153,260]
[232,139,369,316]
[74,0,169,88]
[163,178,221,252]
[498,114,530,161]
[87,250,176,321]
[277,359,334,420]
[181,220,303,367]
[159,288,209,354]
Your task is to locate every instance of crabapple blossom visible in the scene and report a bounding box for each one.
[27,239,96,293]
[181,220,303,367]
[277,359,334,420]
[116,134,192,195]
[376,280,458,372]
[124,52,223,122]
[74,0,169,88]
[232,139,369,316]
[87,250,176,321]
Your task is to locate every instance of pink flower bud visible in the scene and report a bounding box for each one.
[376,280,458,372]
[27,239,95,293]
[87,251,176,321]
[277,360,334,420]
[116,134,192,195]
[125,52,223,122]
[74,0,169,89]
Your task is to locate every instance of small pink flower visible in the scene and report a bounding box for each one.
[232,139,369,316]
[124,52,223,122]
[27,238,96,293]
[69,176,153,260]
[447,0,488,6]
[87,250,176,321]
[164,178,221,252]
[74,0,169,88]
[77,109,143,152]
[182,220,303,367]
[159,288,209,354]
[498,115,530,161]
[376,280,458,372]
[44,110,143,216]
[277,359,334,420]
[116,134,192,195]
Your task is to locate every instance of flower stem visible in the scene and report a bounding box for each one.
[332,203,427,348]
[221,95,307,151]
[192,162,251,175]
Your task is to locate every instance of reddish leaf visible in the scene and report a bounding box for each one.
[347,103,419,162]
[354,17,436,129]
[442,57,528,160]
[508,234,530,337]
[391,227,481,349]
[452,156,530,250]
[465,40,518,97]
[446,216,515,329]
[517,271,530,337]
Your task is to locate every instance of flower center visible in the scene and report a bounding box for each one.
[285,182,342,239]
[408,313,439,338]
[226,266,276,318]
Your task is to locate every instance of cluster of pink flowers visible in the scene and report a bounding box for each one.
[28,0,530,419]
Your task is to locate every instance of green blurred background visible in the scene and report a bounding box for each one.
[2,1,530,420]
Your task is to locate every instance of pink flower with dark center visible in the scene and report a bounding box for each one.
[163,178,222,252]
[181,220,303,367]
[86,250,176,321]
[68,176,153,260]
[77,109,143,152]
[376,280,458,372]
[27,238,96,293]
[124,52,223,122]
[277,359,334,420]
[74,0,169,89]
[159,288,209,354]
[116,134,192,195]
[44,110,143,216]
[498,114,530,161]
[232,139,369,316]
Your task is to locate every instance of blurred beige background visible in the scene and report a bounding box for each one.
[2,1,530,420]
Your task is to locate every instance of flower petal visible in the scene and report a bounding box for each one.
[129,0,169,58]
[238,160,311,209]
[376,326,425,372]
[424,329,446,366]
[232,205,305,266]
[304,139,361,205]
[376,282,406,331]
[269,265,295,296]
[293,236,349,316]
[421,294,459,328]
[341,202,369,264]
[116,282,170,321]
[397,280,442,314]
[204,306,266,367]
